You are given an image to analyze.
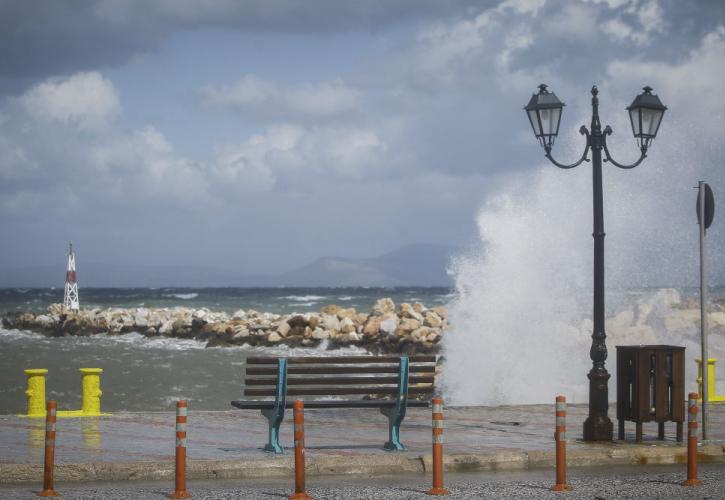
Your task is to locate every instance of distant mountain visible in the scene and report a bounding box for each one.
[0,243,457,287]
[275,243,455,287]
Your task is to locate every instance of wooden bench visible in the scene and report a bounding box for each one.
[231,355,437,453]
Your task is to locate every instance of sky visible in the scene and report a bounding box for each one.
[2,0,725,280]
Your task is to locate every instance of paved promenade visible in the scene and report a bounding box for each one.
[1,404,724,483]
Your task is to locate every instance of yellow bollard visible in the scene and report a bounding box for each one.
[24,369,48,418]
[50,367,109,418]
[696,358,725,403]
[80,368,103,416]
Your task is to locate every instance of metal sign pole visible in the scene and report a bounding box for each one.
[698,180,709,440]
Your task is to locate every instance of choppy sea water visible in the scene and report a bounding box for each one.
[0,287,453,315]
[0,287,451,414]
[1,286,723,413]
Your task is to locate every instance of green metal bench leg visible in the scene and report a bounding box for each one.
[262,407,284,453]
[381,356,409,451]
[382,407,406,451]
[261,358,287,454]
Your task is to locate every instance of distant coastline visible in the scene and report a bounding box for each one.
[0,243,458,288]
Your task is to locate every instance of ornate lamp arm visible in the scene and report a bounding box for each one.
[544,126,591,169]
[602,125,647,169]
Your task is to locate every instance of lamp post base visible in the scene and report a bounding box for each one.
[583,415,613,441]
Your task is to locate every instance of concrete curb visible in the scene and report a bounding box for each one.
[1,445,723,484]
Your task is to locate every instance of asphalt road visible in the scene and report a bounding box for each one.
[2,464,724,499]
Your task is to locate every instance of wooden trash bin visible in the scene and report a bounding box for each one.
[616,345,685,442]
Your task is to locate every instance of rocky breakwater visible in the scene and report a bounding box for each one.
[1,299,448,354]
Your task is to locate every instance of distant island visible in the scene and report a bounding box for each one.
[0,243,457,288]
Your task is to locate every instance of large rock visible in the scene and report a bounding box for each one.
[277,321,292,337]
[372,298,395,316]
[308,315,321,330]
[320,304,341,315]
[410,327,433,342]
[34,315,56,329]
[664,309,700,332]
[710,311,725,328]
[431,306,448,320]
[311,328,328,340]
[336,307,357,320]
[288,315,308,329]
[339,317,356,334]
[399,303,423,322]
[396,318,421,336]
[159,320,174,335]
[423,311,442,328]
[48,304,64,315]
[321,314,340,332]
[379,314,399,336]
[363,316,382,337]
[232,327,250,339]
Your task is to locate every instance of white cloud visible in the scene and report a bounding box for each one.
[601,0,667,45]
[0,72,214,214]
[412,12,493,87]
[201,76,361,119]
[606,26,725,113]
[542,3,599,41]
[497,0,546,15]
[18,72,120,129]
[88,125,211,203]
[212,124,387,192]
[583,0,633,8]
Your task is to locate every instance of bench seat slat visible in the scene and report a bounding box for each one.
[246,365,435,375]
[231,399,431,410]
[244,386,434,397]
[246,355,436,364]
[245,375,435,386]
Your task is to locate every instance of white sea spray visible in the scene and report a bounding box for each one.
[443,113,725,405]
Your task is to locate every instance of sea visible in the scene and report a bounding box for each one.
[1,286,723,414]
[0,287,452,415]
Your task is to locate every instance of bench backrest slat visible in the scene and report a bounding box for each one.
[246,365,434,376]
[245,386,434,397]
[242,356,436,400]
[246,355,436,364]
[245,375,435,386]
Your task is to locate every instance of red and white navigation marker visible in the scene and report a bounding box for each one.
[63,243,79,312]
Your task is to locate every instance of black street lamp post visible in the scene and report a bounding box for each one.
[524,84,666,441]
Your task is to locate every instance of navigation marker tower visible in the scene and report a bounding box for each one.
[63,242,79,312]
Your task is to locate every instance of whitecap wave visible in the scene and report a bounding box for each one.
[284,295,326,301]
[96,332,207,351]
[166,293,199,300]
[0,328,44,342]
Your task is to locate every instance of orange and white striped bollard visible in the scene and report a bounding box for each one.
[38,400,59,497]
[170,400,191,499]
[289,400,312,500]
[427,396,448,496]
[682,392,702,487]
[551,395,572,492]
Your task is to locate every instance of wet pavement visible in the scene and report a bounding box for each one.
[1,403,724,466]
